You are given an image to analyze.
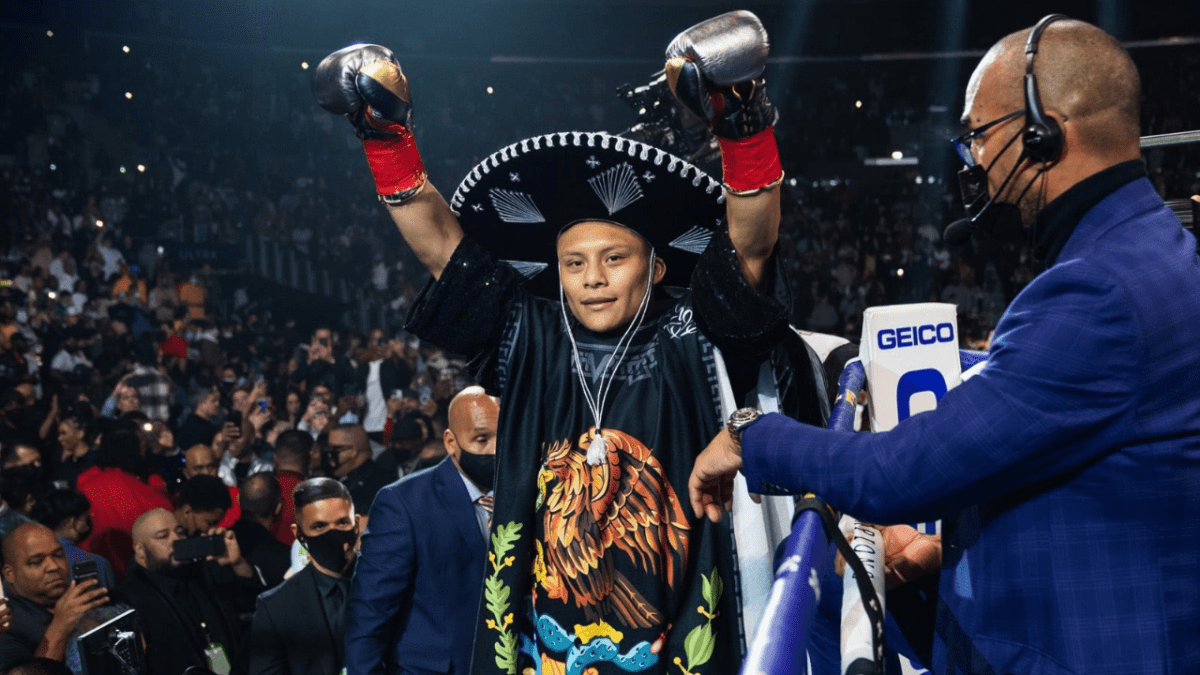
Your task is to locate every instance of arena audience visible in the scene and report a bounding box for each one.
[116,508,260,675]
[0,524,107,670]
[29,490,116,590]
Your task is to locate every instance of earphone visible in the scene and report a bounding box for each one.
[1022,14,1068,164]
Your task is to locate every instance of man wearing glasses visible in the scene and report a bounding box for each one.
[691,16,1200,675]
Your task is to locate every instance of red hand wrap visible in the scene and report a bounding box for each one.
[718,126,783,193]
[362,128,427,197]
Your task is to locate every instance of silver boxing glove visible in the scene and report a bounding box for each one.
[664,10,777,139]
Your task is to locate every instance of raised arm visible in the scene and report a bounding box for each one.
[313,45,462,279]
[665,11,783,290]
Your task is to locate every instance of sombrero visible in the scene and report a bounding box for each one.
[449,131,725,297]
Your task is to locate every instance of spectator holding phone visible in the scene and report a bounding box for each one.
[117,508,261,675]
[30,489,116,591]
[0,523,107,670]
[292,327,354,398]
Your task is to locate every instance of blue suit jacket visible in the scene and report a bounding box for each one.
[743,177,1200,675]
[345,457,487,675]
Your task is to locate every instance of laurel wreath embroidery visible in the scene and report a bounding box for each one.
[674,567,722,675]
[485,521,523,674]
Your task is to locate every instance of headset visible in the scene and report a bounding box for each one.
[944,13,1070,245]
[1022,14,1068,165]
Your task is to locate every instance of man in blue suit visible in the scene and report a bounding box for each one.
[690,17,1200,675]
[346,386,498,675]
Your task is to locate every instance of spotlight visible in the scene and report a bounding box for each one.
[125,92,133,100]
[301,61,309,70]
[49,164,57,171]
[157,246,164,255]
[48,291,57,300]
[95,219,105,228]
[122,45,130,53]
[46,30,54,37]
[897,268,905,278]
[137,164,146,173]
[787,177,798,187]
[120,166,127,174]
[486,86,494,94]
[855,100,862,109]
[891,151,903,160]
[915,176,923,185]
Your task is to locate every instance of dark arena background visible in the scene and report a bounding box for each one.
[2,0,1198,342]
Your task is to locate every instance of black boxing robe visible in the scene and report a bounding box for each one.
[406,231,803,675]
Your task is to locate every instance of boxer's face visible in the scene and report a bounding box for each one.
[557,221,665,334]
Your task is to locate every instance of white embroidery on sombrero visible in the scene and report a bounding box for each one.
[489,189,545,223]
[668,225,713,255]
[587,163,644,216]
[500,260,549,279]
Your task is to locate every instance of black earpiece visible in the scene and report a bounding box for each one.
[1022,14,1068,164]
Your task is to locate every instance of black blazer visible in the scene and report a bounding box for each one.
[249,564,343,675]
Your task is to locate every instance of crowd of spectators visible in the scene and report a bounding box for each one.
[0,18,1197,675]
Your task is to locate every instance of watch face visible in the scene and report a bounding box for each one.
[730,407,761,429]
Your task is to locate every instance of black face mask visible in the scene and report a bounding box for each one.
[956,164,1025,242]
[456,450,496,491]
[300,526,358,574]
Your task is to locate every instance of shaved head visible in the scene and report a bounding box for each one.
[132,508,184,573]
[447,386,498,436]
[445,386,500,471]
[2,523,56,569]
[966,19,1141,159]
[132,508,175,547]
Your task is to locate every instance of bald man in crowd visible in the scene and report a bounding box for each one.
[184,444,242,527]
[346,386,498,675]
[691,16,1200,675]
[0,523,106,670]
[325,423,391,517]
[116,508,261,675]
[183,443,221,480]
[231,472,290,588]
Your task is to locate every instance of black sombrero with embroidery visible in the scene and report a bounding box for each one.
[449,131,725,297]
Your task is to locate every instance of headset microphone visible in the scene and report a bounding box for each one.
[943,216,974,246]
[944,14,1067,246]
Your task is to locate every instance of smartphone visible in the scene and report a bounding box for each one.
[172,535,226,562]
[72,559,100,586]
[257,399,270,411]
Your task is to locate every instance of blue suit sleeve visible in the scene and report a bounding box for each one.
[345,486,417,675]
[742,260,1142,523]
